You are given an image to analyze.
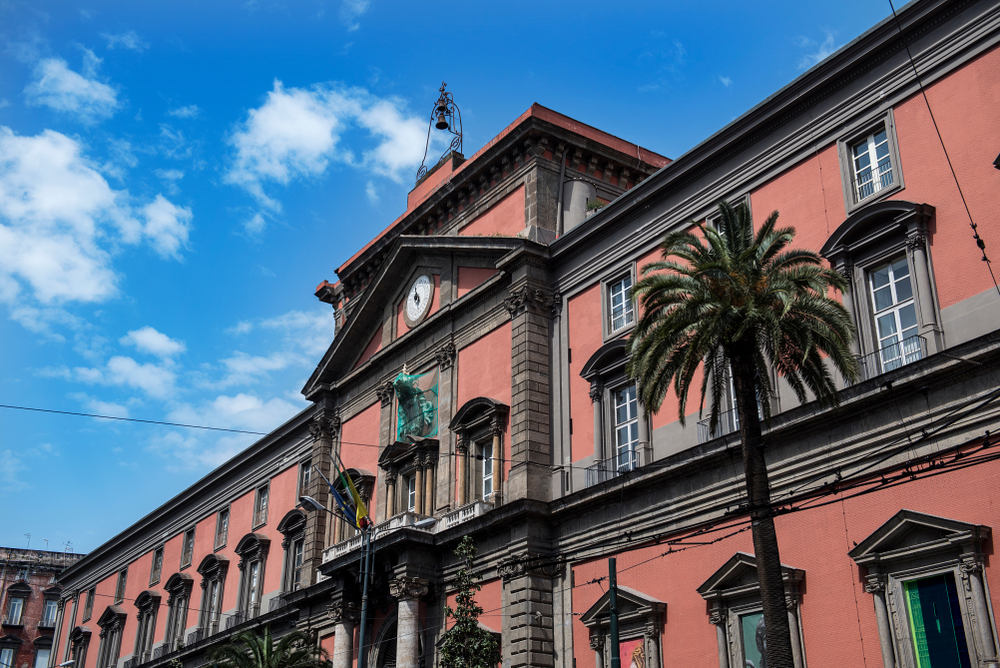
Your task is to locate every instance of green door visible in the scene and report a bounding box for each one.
[904,573,973,668]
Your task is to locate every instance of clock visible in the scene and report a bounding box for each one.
[404,273,434,327]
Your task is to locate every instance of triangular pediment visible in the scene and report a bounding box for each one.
[96,604,126,628]
[580,585,665,629]
[848,509,989,566]
[305,235,526,396]
[697,552,804,602]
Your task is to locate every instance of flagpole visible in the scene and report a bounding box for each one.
[358,524,372,668]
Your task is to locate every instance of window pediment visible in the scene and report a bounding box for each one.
[820,200,933,266]
[450,397,508,435]
[133,591,160,610]
[235,533,271,560]
[95,605,126,629]
[848,509,989,568]
[68,627,90,642]
[276,509,307,536]
[580,585,665,629]
[197,554,230,576]
[0,635,23,647]
[5,583,30,597]
[164,573,193,596]
[697,552,804,603]
[42,585,61,600]
[580,339,628,381]
[378,439,439,471]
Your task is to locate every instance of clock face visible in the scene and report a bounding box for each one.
[405,274,433,324]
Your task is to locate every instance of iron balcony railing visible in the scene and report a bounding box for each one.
[697,408,740,444]
[38,617,57,628]
[1,615,22,626]
[855,334,926,383]
[584,449,639,487]
[152,647,167,661]
[225,611,247,630]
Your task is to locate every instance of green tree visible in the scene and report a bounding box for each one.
[439,536,501,668]
[209,626,328,668]
[627,201,858,668]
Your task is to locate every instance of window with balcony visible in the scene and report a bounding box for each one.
[234,534,270,624]
[837,110,904,214]
[3,595,25,626]
[821,201,940,382]
[612,384,639,474]
[215,508,229,550]
[607,275,634,335]
[449,397,508,508]
[253,484,269,529]
[0,644,18,668]
[196,555,228,638]
[132,591,160,663]
[149,547,163,586]
[162,574,193,653]
[180,528,195,569]
[40,600,58,628]
[378,439,435,518]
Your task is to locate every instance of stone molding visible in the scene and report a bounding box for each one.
[376,380,395,406]
[327,602,360,624]
[389,576,429,601]
[503,286,553,318]
[310,411,341,440]
[434,340,457,369]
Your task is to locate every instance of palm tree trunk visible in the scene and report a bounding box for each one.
[730,340,795,668]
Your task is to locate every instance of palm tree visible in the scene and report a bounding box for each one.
[209,626,329,668]
[627,201,858,668]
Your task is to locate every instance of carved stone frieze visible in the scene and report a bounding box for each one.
[503,285,553,318]
[435,341,457,369]
[327,601,360,624]
[498,552,560,582]
[376,380,396,406]
[310,411,341,441]
[550,291,563,317]
[389,577,429,601]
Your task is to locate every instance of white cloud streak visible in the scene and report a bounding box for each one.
[120,326,185,357]
[167,104,200,119]
[798,31,839,69]
[24,54,120,123]
[101,30,150,52]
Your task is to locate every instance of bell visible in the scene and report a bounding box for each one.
[435,111,449,130]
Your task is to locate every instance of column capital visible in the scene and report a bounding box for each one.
[589,380,604,403]
[389,576,429,601]
[326,601,360,624]
[708,609,725,626]
[589,633,605,651]
[310,410,341,440]
[864,577,886,594]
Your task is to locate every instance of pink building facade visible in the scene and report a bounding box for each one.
[54,0,1000,667]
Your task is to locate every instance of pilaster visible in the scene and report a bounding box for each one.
[500,553,558,668]
[305,404,339,586]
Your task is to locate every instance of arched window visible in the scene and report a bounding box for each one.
[276,510,306,600]
[94,606,127,668]
[196,555,229,639]
[232,534,270,626]
[449,397,509,507]
[132,591,160,663]
[162,574,193,653]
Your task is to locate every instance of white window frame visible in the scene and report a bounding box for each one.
[41,600,58,627]
[5,597,24,625]
[406,475,416,512]
[607,275,634,335]
[1,648,15,668]
[837,109,904,214]
[611,384,640,474]
[867,255,921,373]
[482,440,494,499]
[33,648,49,668]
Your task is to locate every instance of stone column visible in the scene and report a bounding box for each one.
[590,634,605,668]
[786,596,803,668]
[590,381,604,462]
[385,468,397,518]
[491,417,503,503]
[305,407,339,586]
[644,624,660,668]
[865,578,896,668]
[962,560,999,667]
[836,264,861,357]
[908,234,937,349]
[423,453,435,514]
[457,436,468,506]
[414,462,424,515]
[328,603,359,668]
[710,609,729,668]
[390,578,429,668]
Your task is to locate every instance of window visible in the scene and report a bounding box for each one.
[149,546,163,585]
[180,528,195,569]
[162,574,193,653]
[0,648,15,668]
[289,540,304,592]
[837,110,904,213]
[581,586,665,668]
[869,256,921,373]
[234,534,270,621]
[114,568,127,604]
[481,441,494,500]
[15,567,28,582]
[40,600,58,627]
[196,555,229,638]
[607,275,634,334]
[33,646,50,668]
[82,589,94,622]
[277,509,306,599]
[253,484,269,528]
[298,460,312,497]
[613,385,639,473]
[68,627,90,668]
[821,201,940,381]
[215,508,230,550]
[132,592,160,663]
[4,597,24,625]
[698,553,807,668]
[94,606,126,668]
[449,397,508,507]
[406,475,416,512]
[850,510,999,668]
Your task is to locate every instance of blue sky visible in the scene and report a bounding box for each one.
[0,0,898,553]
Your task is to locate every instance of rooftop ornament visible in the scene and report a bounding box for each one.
[415,82,463,183]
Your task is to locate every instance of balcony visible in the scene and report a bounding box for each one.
[268,595,288,612]
[584,448,640,487]
[1,615,23,627]
[38,618,57,629]
[123,659,135,668]
[697,408,740,444]
[321,511,433,563]
[225,611,248,630]
[152,647,167,661]
[441,501,492,530]
[186,628,205,646]
[855,334,926,383]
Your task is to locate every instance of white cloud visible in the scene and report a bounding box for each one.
[217,351,299,387]
[83,397,130,417]
[158,124,192,159]
[261,309,332,356]
[0,449,30,494]
[719,76,732,87]
[70,355,176,399]
[0,128,192,314]
[365,180,378,205]
[142,194,192,258]
[120,326,185,357]
[340,0,370,31]
[225,80,428,211]
[24,55,120,122]
[798,31,839,69]
[227,320,253,335]
[167,104,200,119]
[155,168,184,181]
[244,212,266,236]
[102,30,150,52]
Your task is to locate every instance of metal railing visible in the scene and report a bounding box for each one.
[697,408,740,444]
[853,162,894,202]
[855,335,925,383]
[152,647,167,661]
[225,611,247,630]
[268,595,288,612]
[1,615,22,626]
[186,628,205,646]
[584,449,639,487]
[39,617,57,628]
